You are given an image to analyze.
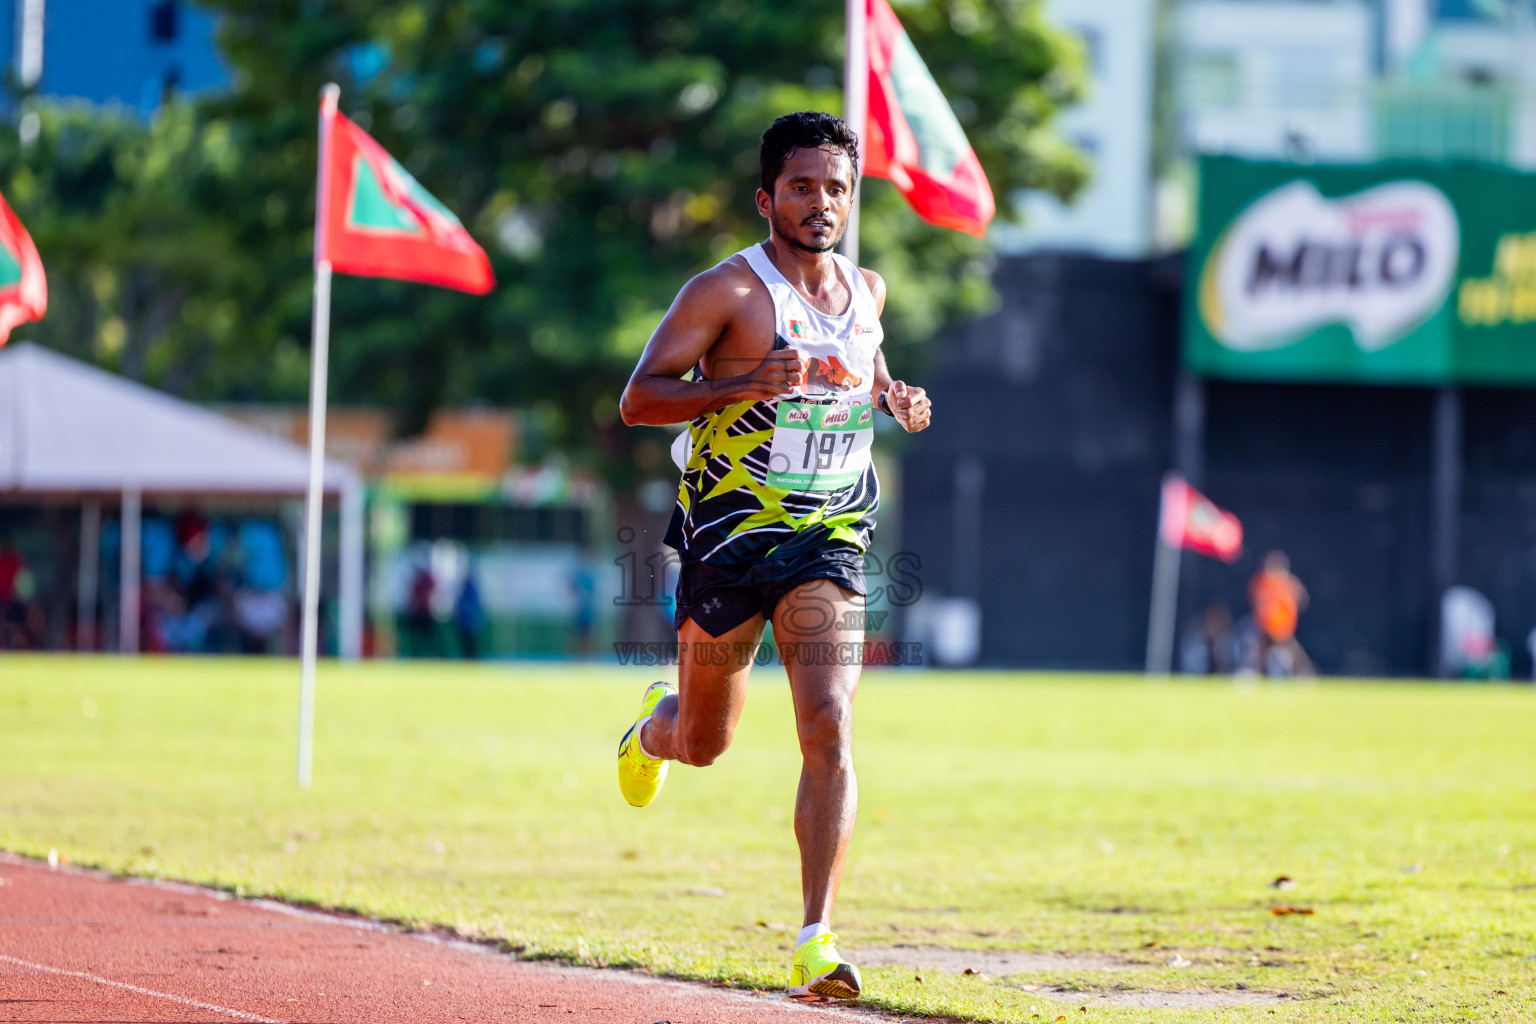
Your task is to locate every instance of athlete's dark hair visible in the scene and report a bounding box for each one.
[759,111,860,195]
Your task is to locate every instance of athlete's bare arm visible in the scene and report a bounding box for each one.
[860,269,932,434]
[619,261,806,427]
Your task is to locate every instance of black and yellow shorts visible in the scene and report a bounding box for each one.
[673,546,866,638]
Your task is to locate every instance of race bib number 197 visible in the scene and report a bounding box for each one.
[767,398,874,491]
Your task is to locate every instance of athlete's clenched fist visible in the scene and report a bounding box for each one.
[886,380,930,433]
[736,346,807,400]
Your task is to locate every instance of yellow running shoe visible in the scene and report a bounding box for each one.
[616,680,673,807]
[787,932,861,1000]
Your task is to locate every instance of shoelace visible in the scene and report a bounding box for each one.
[805,932,841,956]
[626,737,662,774]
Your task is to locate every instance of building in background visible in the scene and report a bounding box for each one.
[1175,0,1374,163]
[0,0,226,114]
[1377,0,1536,167]
[1156,0,1536,246]
[993,0,1158,258]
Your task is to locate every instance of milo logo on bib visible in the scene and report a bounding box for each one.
[767,397,875,492]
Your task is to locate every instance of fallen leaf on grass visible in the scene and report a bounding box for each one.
[1270,905,1314,916]
[963,968,988,979]
[1166,954,1192,967]
[1268,875,1295,890]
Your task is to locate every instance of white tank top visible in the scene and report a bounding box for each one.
[737,243,882,401]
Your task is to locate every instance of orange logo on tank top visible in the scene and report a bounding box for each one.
[804,355,863,395]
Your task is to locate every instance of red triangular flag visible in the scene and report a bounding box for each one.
[317,100,493,294]
[862,0,995,236]
[0,189,45,345]
[1159,474,1242,562]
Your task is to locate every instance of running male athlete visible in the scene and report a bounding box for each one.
[615,111,931,1001]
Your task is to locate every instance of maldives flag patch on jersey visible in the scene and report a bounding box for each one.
[863,0,996,237]
[0,189,46,345]
[317,97,493,294]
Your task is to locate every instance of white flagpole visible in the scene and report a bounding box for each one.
[1145,474,1181,677]
[841,0,868,266]
[298,82,340,788]
[1145,538,1181,677]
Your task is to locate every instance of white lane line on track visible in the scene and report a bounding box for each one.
[0,952,287,1024]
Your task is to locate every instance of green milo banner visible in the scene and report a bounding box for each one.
[1186,156,1536,385]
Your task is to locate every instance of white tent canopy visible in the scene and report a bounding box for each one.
[0,341,357,493]
[0,342,363,657]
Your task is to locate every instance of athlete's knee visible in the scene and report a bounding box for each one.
[677,742,727,767]
[796,697,853,767]
[677,725,733,767]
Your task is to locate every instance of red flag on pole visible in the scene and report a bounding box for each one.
[0,189,45,344]
[1159,474,1243,562]
[317,106,493,294]
[298,86,494,787]
[862,0,995,236]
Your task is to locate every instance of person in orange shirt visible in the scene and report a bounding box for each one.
[1248,550,1313,676]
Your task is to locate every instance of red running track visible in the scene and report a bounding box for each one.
[0,855,889,1023]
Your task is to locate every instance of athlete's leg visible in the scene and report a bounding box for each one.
[774,578,863,928]
[641,613,765,767]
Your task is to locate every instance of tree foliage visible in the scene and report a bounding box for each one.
[0,103,294,397]
[12,1,1088,485]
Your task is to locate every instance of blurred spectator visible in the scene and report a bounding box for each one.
[173,514,232,652]
[570,546,597,658]
[0,543,22,646]
[234,583,287,654]
[1441,586,1508,680]
[402,561,436,657]
[454,566,486,660]
[0,543,42,649]
[231,518,290,654]
[94,511,293,655]
[0,544,19,602]
[1248,551,1313,677]
[1181,601,1238,675]
[238,520,287,589]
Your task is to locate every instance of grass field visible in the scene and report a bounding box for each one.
[2,656,1534,1021]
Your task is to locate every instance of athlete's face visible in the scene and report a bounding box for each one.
[757,146,855,254]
